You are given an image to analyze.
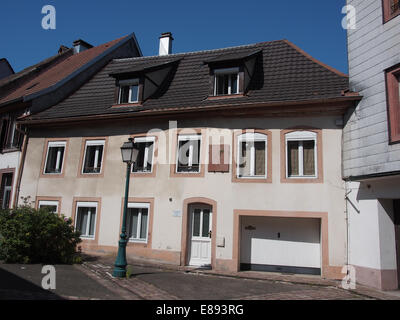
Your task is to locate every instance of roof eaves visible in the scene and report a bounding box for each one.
[22,32,142,103]
[18,95,361,125]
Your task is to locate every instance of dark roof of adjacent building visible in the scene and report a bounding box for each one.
[0,58,15,80]
[0,34,141,107]
[25,39,355,121]
[0,50,73,95]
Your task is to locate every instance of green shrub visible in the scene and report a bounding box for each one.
[0,206,82,264]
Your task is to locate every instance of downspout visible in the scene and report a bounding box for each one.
[345,182,350,270]
[13,125,28,208]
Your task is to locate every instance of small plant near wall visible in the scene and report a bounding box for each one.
[0,205,82,264]
[126,265,133,279]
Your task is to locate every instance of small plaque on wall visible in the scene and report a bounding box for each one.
[173,210,182,217]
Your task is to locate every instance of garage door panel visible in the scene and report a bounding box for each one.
[249,238,321,268]
[240,216,321,273]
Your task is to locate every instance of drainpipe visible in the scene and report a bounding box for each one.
[13,125,28,208]
[345,182,350,270]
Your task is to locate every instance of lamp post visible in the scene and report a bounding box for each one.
[113,138,139,278]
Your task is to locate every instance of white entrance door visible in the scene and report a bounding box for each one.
[188,205,212,266]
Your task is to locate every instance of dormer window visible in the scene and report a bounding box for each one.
[205,49,260,98]
[118,79,139,104]
[214,68,240,96]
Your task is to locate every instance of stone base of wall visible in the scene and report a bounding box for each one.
[215,259,238,272]
[324,266,346,280]
[354,265,398,291]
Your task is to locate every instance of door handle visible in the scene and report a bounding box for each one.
[208,230,212,238]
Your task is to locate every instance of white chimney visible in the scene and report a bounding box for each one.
[73,39,93,54]
[159,32,173,56]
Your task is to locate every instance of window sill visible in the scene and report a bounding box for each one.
[281,176,323,184]
[232,175,271,183]
[207,94,245,100]
[128,239,148,244]
[80,236,95,240]
[131,171,156,178]
[79,172,103,177]
[1,147,22,154]
[111,102,142,108]
[170,164,205,178]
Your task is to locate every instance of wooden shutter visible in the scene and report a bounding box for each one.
[114,86,120,104]
[208,144,230,173]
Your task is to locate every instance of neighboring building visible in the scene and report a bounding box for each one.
[17,33,360,279]
[344,0,400,290]
[0,59,14,80]
[0,33,142,210]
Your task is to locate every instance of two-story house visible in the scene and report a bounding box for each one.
[344,0,400,290]
[17,33,360,279]
[0,33,142,210]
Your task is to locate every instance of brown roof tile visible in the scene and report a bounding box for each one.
[0,36,127,106]
[28,39,354,121]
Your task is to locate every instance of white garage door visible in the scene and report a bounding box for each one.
[240,216,321,275]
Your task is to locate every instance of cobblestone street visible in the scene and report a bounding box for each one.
[1,257,400,300]
[82,261,368,300]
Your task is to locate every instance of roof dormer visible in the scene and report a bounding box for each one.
[204,49,261,98]
[110,58,181,106]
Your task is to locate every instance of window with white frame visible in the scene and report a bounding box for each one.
[119,79,139,104]
[82,140,105,174]
[0,173,13,209]
[44,141,66,174]
[75,202,97,238]
[237,133,267,179]
[38,200,59,214]
[176,135,201,173]
[285,131,317,178]
[126,203,150,242]
[132,137,155,173]
[214,68,240,96]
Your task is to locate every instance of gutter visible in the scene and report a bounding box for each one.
[22,32,142,103]
[18,96,362,126]
[0,96,24,109]
[344,170,400,182]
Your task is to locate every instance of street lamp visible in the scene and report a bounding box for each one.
[113,138,139,278]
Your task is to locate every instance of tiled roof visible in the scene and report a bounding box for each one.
[0,50,73,92]
[0,36,128,106]
[28,39,351,120]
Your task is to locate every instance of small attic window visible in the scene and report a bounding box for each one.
[118,79,139,104]
[214,68,241,96]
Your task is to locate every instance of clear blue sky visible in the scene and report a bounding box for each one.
[0,0,348,74]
